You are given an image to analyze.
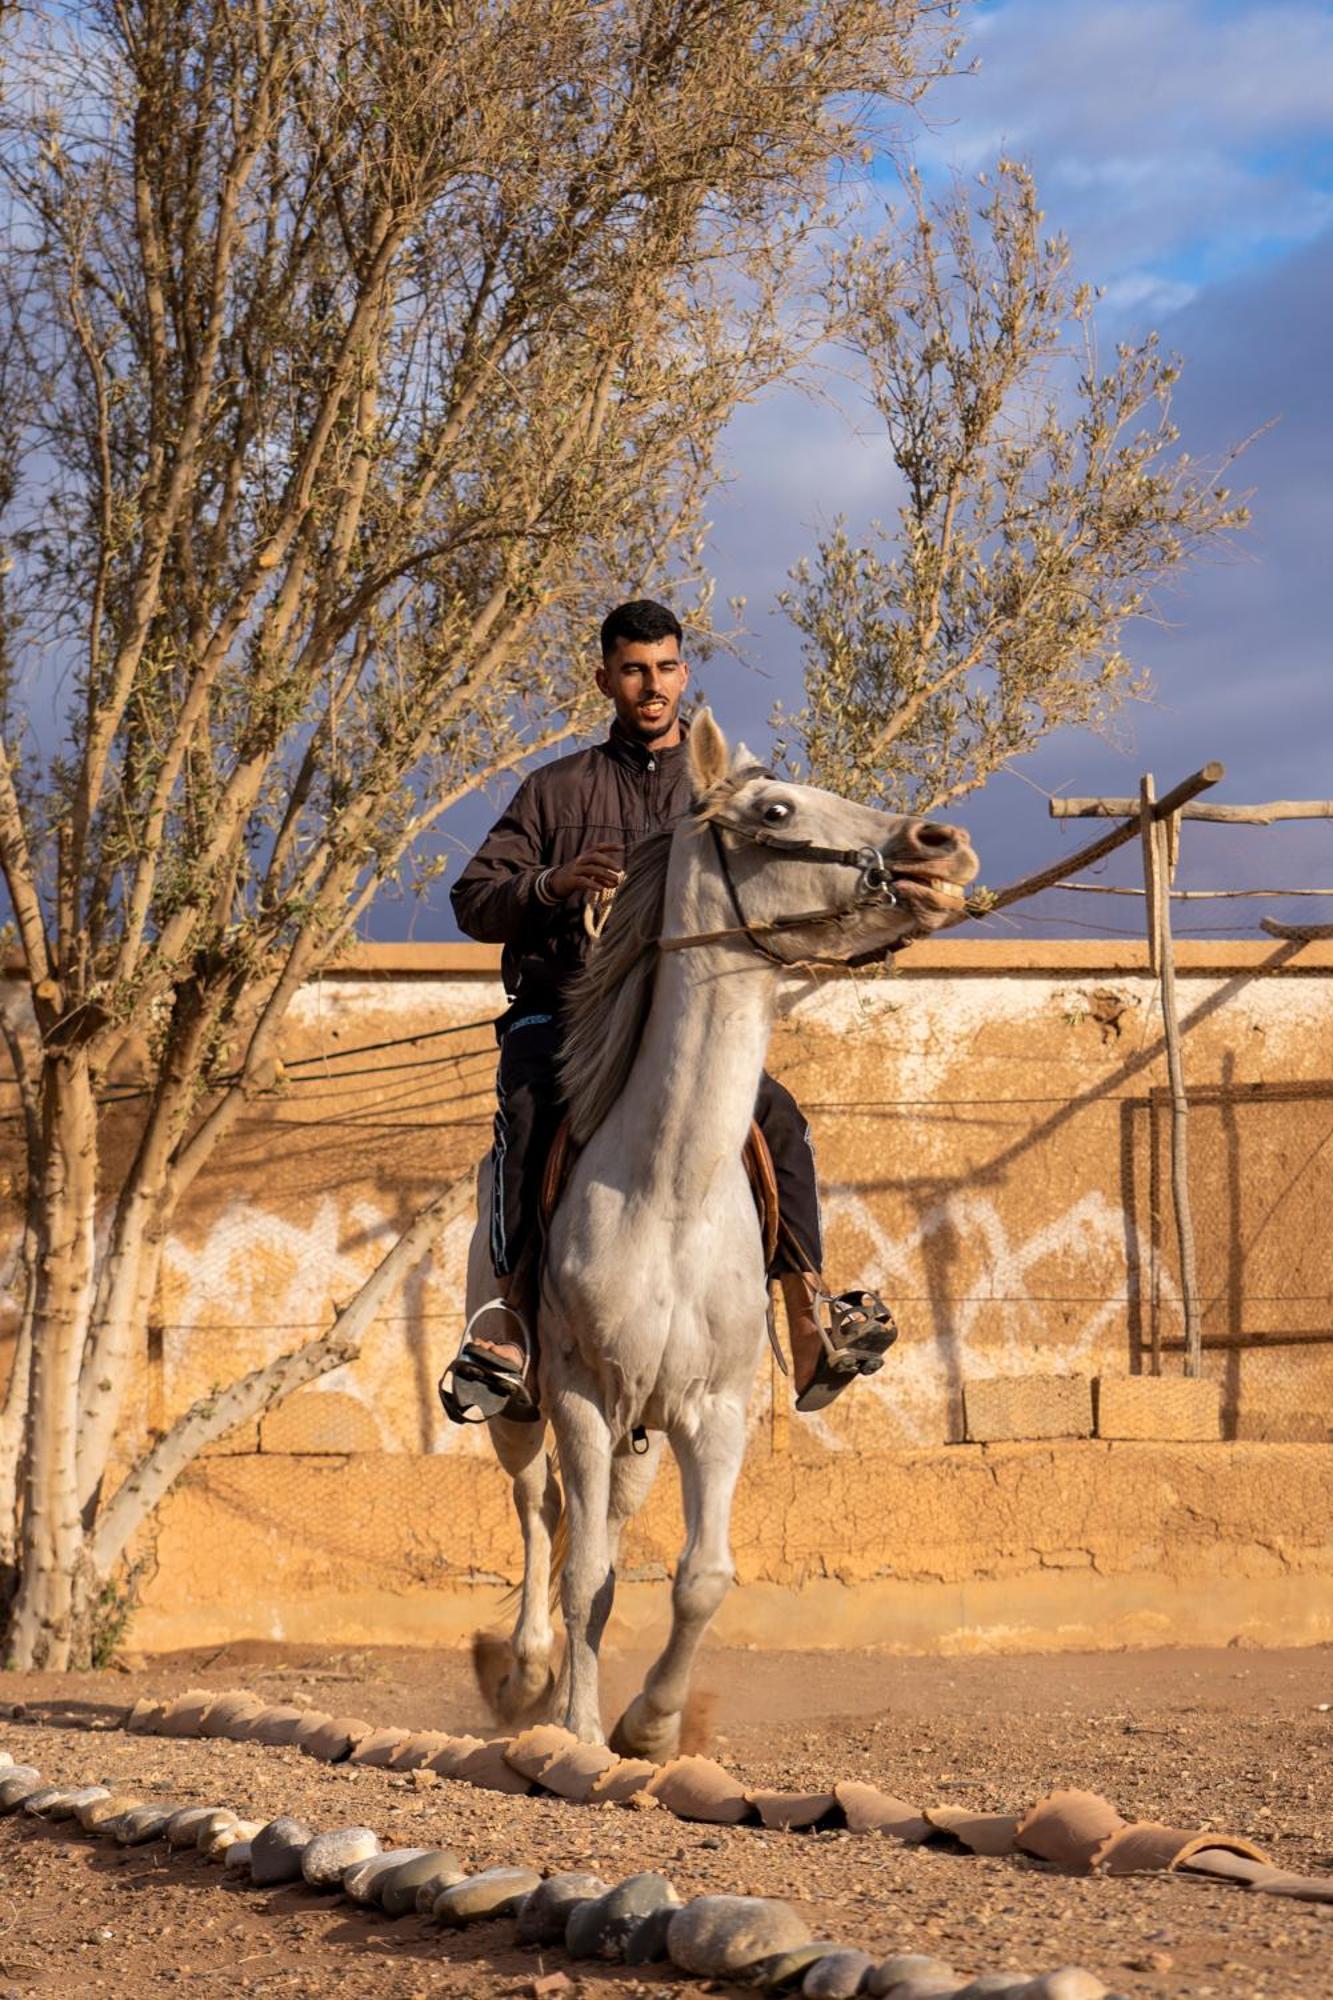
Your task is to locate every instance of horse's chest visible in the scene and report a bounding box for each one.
[552,1173,759,1288]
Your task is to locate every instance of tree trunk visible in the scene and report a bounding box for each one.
[76,1207,166,1519]
[0,1226,36,1581]
[78,977,219,1513]
[7,1054,98,1669]
[88,1163,477,1581]
[0,1007,40,1586]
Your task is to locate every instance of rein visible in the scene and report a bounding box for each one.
[657,812,909,969]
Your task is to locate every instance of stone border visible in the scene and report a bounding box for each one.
[0,1746,1118,1999]
[90,1687,1333,1905]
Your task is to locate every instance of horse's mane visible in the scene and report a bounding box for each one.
[560,824,677,1143]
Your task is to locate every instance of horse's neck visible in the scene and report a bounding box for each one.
[615,888,777,1197]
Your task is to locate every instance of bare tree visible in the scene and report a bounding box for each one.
[0,0,956,1666]
[778,161,1249,812]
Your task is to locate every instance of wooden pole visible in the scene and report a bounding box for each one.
[1051,792,1329,823]
[977,762,1224,917]
[1143,773,1203,1378]
[1147,1084,1163,1379]
[1141,775,1163,1368]
[1139,775,1163,976]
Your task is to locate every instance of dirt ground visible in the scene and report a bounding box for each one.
[0,1642,1328,1998]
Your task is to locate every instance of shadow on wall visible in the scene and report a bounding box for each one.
[1122,1071,1333,1438]
[799,938,1333,1445]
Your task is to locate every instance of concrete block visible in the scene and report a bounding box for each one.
[1232,1410,1330,1444]
[1095,1375,1221,1442]
[962,1375,1092,1443]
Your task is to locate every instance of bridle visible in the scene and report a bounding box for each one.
[657,798,923,970]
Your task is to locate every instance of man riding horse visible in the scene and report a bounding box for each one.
[441,598,899,1427]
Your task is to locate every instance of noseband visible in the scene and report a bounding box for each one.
[657,809,912,969]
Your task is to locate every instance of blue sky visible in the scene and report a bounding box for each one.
[358,0,1333,939]
[677,0,1333,941]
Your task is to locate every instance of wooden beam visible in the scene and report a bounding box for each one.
[978,763,1224,917]
[1052,789,1333,825]
[1260,917,1333,943]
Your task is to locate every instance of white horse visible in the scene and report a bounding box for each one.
[463,711,978,1750]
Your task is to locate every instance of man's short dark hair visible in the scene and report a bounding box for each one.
[600,599,683,660]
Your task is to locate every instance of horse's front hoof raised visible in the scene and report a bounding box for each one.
[471,1630,558,1727]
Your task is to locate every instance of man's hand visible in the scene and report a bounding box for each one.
[544,842,624,900]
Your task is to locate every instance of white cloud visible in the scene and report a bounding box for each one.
[426,0,1333,942]
[1099,270,1199,315]
[914,0,1333,296]
[948,0,1333,147]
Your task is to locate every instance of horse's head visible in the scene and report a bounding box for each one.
[685,708,978,963]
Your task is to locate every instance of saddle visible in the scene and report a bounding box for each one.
[540,1115,780,1268]
[440,1119,783,1430]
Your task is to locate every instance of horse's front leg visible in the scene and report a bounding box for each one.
[549,1427,664,1725]
[551,1389,615,1743]
[610,1394,746,1761]
[462,1168,560,1724]
[482,1417,560,1722]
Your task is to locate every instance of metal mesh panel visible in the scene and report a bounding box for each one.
[4,959,1330,1640]
[1130,1081,1333,1438]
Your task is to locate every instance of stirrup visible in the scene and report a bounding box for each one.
[795,1288,898,1414]
[438,1298,540,1426]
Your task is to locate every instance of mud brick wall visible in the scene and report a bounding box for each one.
[2,939,1331,1654]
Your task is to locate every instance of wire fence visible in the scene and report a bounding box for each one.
[4,766,1332,1537]
[94,956,1330,1488]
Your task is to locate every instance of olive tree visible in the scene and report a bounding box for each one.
[0,0,956,1665]
[779,162,1249,811]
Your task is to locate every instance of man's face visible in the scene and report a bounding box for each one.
[597,636,690,746]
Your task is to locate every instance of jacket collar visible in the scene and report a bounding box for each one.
[604,717,691,771]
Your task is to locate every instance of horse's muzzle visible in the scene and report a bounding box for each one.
[883,817,979,901]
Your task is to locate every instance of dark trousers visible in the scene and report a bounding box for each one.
[490,1010,824,1278]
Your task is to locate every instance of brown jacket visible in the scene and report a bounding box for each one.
[451,723,695,1014]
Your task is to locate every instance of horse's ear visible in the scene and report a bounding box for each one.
[688,706,730,795]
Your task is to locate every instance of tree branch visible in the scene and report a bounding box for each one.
[70,28,290,891]
[0,740,53,991]
[89,1161,477,1577]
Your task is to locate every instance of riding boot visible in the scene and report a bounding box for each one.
[439,1247,543,1426]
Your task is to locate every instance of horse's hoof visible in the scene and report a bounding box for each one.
[609,1694,679,1763]
[498,1665,558,1726]
[471,1630,556,1726]
[470,1630,513,1715]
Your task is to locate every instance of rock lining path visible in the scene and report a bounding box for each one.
[0,1644,1326,1995]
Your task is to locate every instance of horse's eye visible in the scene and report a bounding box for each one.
[762,800,793,825]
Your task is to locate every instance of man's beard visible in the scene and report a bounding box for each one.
[624,700,676,741]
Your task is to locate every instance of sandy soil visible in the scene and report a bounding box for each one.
[0,1642,1328,1998]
